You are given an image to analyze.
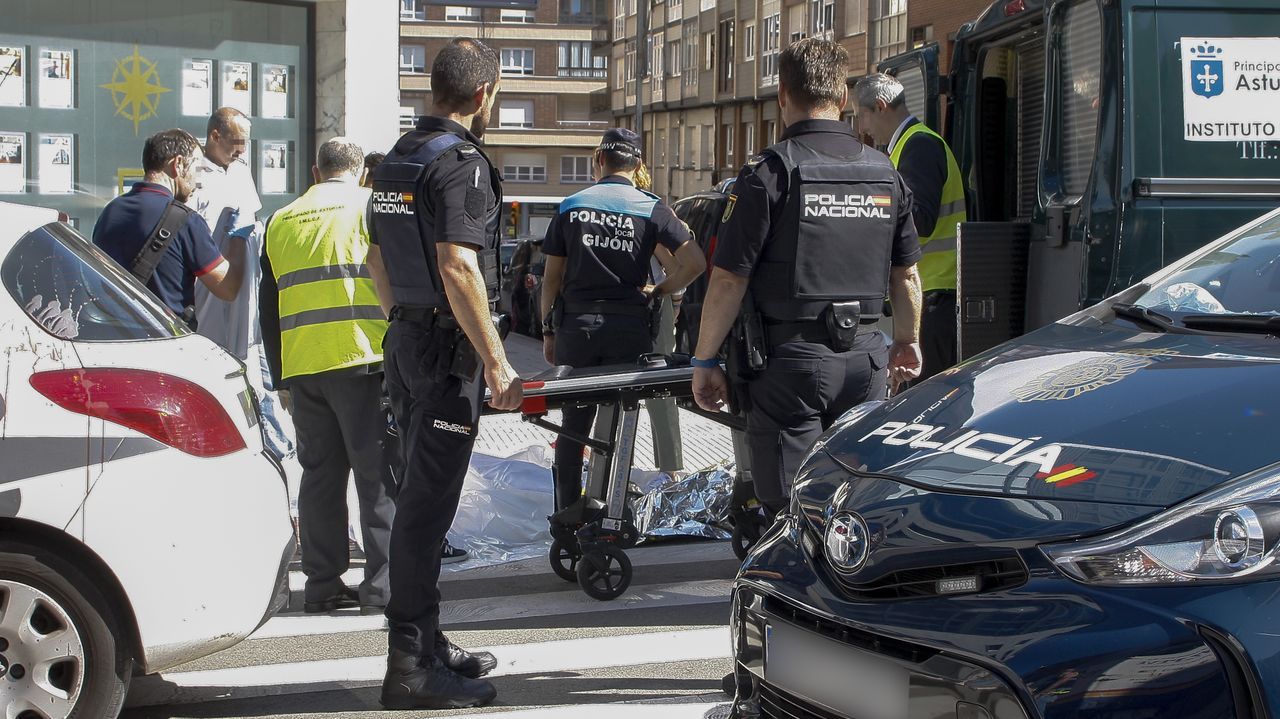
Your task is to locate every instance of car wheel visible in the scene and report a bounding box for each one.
[0,542,132,719]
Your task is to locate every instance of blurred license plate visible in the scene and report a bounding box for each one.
[765,621,908,719]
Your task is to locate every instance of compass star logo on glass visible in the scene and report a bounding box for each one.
[1190,42,1224,99]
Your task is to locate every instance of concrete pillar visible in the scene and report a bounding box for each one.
[314,0,402,158]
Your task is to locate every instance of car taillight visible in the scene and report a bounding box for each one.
[30,368,247,458]
[525,274,537,289]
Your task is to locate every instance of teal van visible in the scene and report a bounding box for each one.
[881,0,1280,357]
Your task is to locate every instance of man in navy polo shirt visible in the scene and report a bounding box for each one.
[93,128,245,318]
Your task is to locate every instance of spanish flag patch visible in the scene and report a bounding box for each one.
[871,195,891,207]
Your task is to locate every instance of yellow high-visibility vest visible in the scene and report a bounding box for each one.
[265,180,386,380]
[889,121,966,293]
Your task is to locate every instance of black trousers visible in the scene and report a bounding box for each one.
[552,312,652,510]
[292,371,397,606]
[744,332,888,512]
[920,290,957,381]
[383,320,484,656]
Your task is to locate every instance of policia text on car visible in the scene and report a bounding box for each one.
[692,38,925,514]
[365,38,521,711]
[540,127,706,513]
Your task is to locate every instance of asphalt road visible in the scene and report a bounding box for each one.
[119,541,740,719]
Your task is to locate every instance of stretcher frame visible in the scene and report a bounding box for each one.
[484,355,744,600]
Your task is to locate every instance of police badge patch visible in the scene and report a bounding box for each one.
[722,194,737,223]
[1012,354,1154,402]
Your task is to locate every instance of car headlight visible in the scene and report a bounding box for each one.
[1042,462,1280,584]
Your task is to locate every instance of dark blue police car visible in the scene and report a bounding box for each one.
[729,208,1280,718]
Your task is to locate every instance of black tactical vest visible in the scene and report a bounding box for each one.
[369,130,503,308]
[751,137,900,322]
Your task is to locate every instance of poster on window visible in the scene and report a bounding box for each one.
[0,133,24,193]
[183,59,213,116]
[260,141,289,194]
[38,49,74,109]
[262,64,290,119]
[0,47,25,107]
[221,61,252,115]
[38,134,73,194]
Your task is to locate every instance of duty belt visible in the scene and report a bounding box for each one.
[765,318,877,347]
[563,300,650,319]
[390,305,458,329]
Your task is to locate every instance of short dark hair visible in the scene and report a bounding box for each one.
[207,106,249,137]
[430,37,500,111]
[316,137,364,176]
[364,151,386,172]
[778,38,850,110]
[143,129,200,173]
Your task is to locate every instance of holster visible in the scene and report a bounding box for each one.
[648,295,664,343]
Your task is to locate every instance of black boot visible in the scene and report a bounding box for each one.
[436,631,498,679]
[380,648,497,710]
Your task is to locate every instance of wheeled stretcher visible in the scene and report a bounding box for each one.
[485,354,745,600]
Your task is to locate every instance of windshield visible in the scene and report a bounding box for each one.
[1132,212,1280,319]
[2,222,188,341]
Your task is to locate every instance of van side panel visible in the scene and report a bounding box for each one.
[1115,2,1280,295]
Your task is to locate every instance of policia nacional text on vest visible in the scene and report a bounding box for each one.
[889,121,964,294]
[737,136,903,369]
[266,181,386,380]
[370,131,504,377]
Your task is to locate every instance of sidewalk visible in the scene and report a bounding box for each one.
[480,334,735,472]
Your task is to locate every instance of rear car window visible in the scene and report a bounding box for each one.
[2,222,188,342]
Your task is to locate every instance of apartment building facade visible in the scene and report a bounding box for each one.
[399,0,612,237]
[607,0,990,202]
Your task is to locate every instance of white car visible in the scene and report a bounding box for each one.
[0,201,293,718]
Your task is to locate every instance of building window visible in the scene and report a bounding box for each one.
[650,33,664,101]
[743,22,755,60]
[560,0,594,23]
[561,155,593,183]
[501,8,536,23]
[625,40,637,95]
[399,45,425,74]
[503,164,547,183]
[400,0,425,21]
[718,19,735,92]
[498,100,535,128]
[764,119,777,145]
[910,24,933,48]
[614,0,626,38]
[761,14,781,86]
[445,5,480,21]
[667,40,681,77]
[683,21,698,88]
[723,123,735,166]
[871,0,908,63]
[501,48,535,76]
[704,31,715,72]
[745,122,755,155]
[810,0,835,38]
[670,0,681,13]
[559,41,608,78]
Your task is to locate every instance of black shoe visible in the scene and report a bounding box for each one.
[436,631,497,679]
[441,539,468,564]
[380,648,497,710]
[304,587,359,613]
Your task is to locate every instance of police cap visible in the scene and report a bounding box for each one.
[598,128,642,160]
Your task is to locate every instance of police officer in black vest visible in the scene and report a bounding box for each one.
[540,128,706,511]
[366,38,522,711]
[692,38,924,513]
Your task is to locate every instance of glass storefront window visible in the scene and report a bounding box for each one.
[0,1,312,229]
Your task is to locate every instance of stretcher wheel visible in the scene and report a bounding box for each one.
[549,538,581,583]
[731,513,770,561]
[576,545,632,601]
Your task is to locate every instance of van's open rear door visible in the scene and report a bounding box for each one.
[957,222,1030,360]
[878,43,941,131]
